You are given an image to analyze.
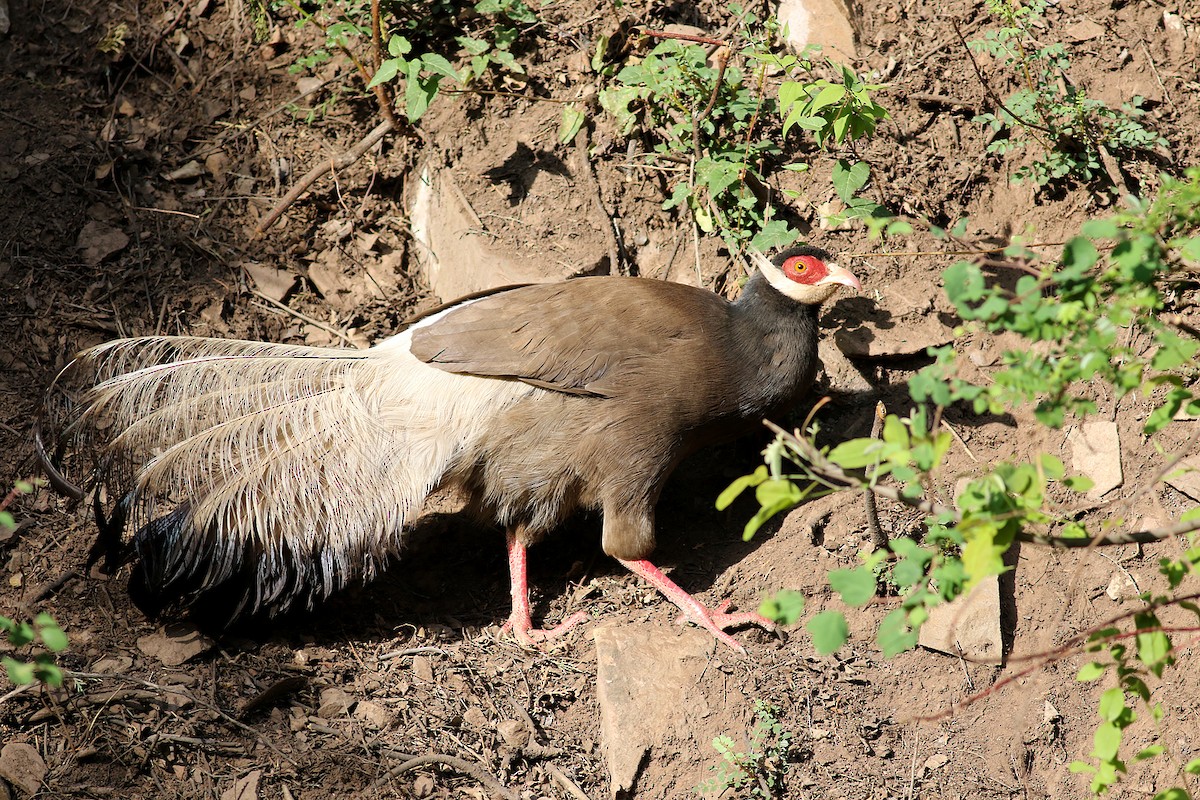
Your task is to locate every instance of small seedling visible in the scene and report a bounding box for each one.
[697,700,793,798]
[971,0,1166,190]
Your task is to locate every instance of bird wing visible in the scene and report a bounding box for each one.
[409,277,731,397]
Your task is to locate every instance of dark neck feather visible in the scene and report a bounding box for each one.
[728,271,822,417]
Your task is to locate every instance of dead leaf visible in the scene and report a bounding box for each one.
[220,769,261,800]
[76,220,129,266]
[136,622,214,666]
[242,262,298,302]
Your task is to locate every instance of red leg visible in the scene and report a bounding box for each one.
[501,531,588,647]
[617,558,775,655]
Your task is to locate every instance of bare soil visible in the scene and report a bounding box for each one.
[2,0,1199,798]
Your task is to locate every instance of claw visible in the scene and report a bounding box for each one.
[620,559,776,655]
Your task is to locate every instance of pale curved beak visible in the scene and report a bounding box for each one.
[817,262,863,292]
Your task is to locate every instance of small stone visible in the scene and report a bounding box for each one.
[919,575,1002,663]
[0,743,46,795]
[462,706,488,728]
[353,700,390,729]
[1044,701,1061,724]
[923,753,950,771]
[136,623,213,666]
[1068,421,1122,499]
[496,719,529,749]
[410,655,434,683]
[317,687,353,719]
[1105,572,1140,602]
[1164,458,1200,502]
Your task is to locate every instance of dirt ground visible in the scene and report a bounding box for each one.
[2,0,1200,798]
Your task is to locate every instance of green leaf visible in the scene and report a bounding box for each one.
[404,65,441,122]
[1098,687,1125,722]
[558,104,585,144]
[751,220,800,251]
[1092,721,1122,761]
[806,83,847,114]
[876,608,918,657]
[807,610,849,655]
[1038,453,1064,480]
[826,438,883,469]
[4,657,34,685]
[35,614,67,653]
[1154,789,1190,800]
[1063,475,1095,493]
[960,519,1008,586]
[1081,218,1120,239]
[388,35,412,57]
[368,58,401,89]
[828,567,876,607]
[1134,746,1164,761]
[716,466,768,510]
[831,159,869,203]
[1184,758,1200,774]
[421,53,463,82]
[1136,628,1171,670]
[457,36,491,56]
[759,589,805,625]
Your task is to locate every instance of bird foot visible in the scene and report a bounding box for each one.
[501,610,590,648]
[675,599,775,633]
[619,558,776,655]
[671,598,776,655]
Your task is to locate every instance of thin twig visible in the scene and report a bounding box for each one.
[369,0,399,129]
[640,29,727,47]
[255,119,394,233]
[865,402,888,551]
[246,290,359,348]
[544,763,593,800]
[572,92,624,275]
[950,20,1056,147]
[370,753,518,799]
[66,672,298,766]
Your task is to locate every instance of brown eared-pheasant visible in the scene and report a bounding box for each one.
[40,246,860,654]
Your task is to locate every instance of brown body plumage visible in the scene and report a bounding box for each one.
[41,247,859,652]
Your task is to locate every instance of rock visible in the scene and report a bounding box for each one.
[89,655,133,674]
[834,315,954,358]
[818,340,874,395]
[1044,700,1060,724]
[918,575,1002,664]
[1068,421,1122,499]
[0,743,46,795]
[496,719,530,749]
[136,622,214,666]
[352,700,391,729]
[317,687,353,719]
[410,655,435,683]
[1164,457,1200,502]
[777,0,858,61]
[241,262,298,302]
[1064,18,1105,42]
[220,769,261,800]
[1105,572,1140,602]
[409,164,603,302]
[594,624,720,797]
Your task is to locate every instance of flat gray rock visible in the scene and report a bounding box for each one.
[594,623,720,797]
[918,575,1003,664]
